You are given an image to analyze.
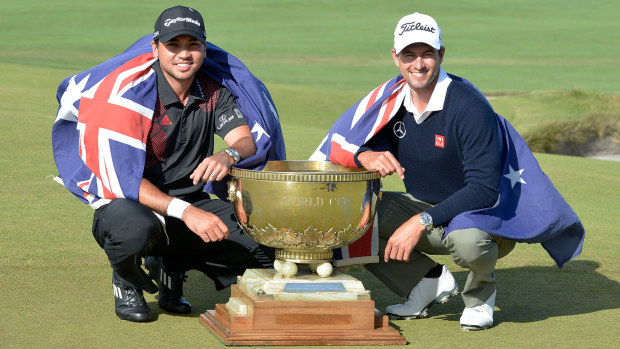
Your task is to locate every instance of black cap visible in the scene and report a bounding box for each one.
[153,6,206,45]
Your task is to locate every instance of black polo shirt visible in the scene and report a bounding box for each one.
[143,61,248,197]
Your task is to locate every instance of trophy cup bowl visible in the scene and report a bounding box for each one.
[227,160,381,269]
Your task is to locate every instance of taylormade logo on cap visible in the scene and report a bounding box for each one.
[393,12,442,54]
[164,17,201,28]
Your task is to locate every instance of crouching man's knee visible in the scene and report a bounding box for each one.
[443,228,510,268]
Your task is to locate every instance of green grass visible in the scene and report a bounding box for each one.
[1,0,619,348]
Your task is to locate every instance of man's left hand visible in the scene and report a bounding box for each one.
[190,151,235,184]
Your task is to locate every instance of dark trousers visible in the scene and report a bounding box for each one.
[92,193,274,293]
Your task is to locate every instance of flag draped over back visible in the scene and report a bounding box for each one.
[311,75,584,268]
[53,35,286,207]
[446,115,584,267]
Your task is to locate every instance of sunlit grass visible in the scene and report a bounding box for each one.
[1,0,619,347]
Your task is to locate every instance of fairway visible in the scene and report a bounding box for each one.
[1,1,619,348]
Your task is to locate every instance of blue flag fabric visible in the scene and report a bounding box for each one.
[446,114,584,268]
[53,35,286,205]
[312,75,584,268]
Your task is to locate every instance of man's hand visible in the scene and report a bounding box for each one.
[357,150,405,179]
[189,125,257,185]
[190,151,235,184]
[181,205,230,242]
[138,178,230,243]
[384,214,425,262]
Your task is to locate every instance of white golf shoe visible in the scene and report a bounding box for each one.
[386,265,459,320]
[460,290,496,331]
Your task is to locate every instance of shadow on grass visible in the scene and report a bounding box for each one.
[177,260,618,328]
[380,259,619,327]
[485,260,620,326]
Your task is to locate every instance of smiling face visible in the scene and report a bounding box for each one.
[392,43,445,95]
[152,34,206,85]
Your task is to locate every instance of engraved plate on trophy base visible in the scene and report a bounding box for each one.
[282,282,346,293]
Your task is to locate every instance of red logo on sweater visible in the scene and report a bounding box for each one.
[160,114,172,126]
[435,135,445,148]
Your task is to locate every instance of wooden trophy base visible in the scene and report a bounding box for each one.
[199,269,406,346]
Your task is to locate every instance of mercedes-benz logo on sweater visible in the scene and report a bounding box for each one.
[393,121,406,138]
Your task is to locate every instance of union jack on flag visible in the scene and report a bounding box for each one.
[309,76,407,266]
[310,76,407,167]
[312,75,584,268]
[53,35,286,208]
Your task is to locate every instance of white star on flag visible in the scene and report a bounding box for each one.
[55,74,91,123]
[504,165,527,188]
[251,122,270,142]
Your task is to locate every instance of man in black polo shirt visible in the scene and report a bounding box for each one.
[91,6,274,322]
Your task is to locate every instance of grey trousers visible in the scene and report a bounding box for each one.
[365,192,516,308]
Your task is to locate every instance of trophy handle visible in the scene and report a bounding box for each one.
[227,179,237,202]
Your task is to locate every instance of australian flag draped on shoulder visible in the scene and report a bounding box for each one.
[310,76,408,266]
[311,75,584,268]
[53,35,286,208]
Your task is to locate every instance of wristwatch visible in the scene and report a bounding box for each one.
[419,212,434,231]
[224,148,241,164]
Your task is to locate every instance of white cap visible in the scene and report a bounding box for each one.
[393,12,442,54]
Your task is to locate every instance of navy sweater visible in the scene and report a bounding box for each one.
[359,75,501,226]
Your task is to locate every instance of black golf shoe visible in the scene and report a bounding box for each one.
[144,256,192,314]
[113,281,151,322]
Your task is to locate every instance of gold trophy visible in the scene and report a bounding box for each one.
[200,161,406,346]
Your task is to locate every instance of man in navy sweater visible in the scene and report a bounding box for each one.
[354,13,516,330]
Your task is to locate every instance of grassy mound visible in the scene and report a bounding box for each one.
[525,112,620,155]
[489,90,620,156]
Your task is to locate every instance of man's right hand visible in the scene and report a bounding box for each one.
[138,178,229,243]
[384,214,425,262]
[357,150,405,179]
[181,205,230,243]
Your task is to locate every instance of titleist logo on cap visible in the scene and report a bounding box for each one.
[164,17,201,27]
[398,21,436,36]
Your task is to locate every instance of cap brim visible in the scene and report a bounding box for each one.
[159,30,206,45]
[394,40,441,54]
